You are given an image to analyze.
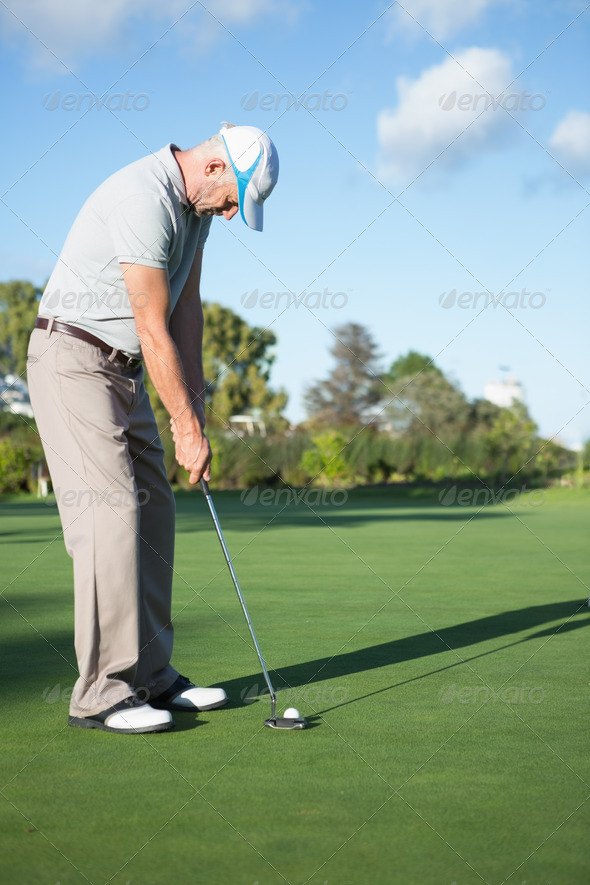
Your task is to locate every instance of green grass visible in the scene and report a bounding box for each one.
[1,485,589,885]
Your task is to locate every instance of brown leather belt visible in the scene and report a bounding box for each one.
[35,317,142,369]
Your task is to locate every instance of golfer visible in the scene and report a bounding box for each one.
[27,124,279,734]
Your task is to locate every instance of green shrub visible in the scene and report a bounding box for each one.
[0,439,31,493]
[299,431,356,488]
[204,431,275,490]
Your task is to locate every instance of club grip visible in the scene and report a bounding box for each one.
[200,478,210,496]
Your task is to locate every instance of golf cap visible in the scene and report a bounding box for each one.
[220,123,279,231]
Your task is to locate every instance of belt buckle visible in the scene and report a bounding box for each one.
[124,354,138,369]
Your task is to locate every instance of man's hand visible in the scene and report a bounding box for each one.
[170,415,211,484]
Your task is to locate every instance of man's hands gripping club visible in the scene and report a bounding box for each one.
[170,415,211,484]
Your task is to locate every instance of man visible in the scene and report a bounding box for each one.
[27,123,279,734]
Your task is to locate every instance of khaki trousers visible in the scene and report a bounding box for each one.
[27,327,178,717]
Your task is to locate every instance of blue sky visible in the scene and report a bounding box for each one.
[1,0,589,444]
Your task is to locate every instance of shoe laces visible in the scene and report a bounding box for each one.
[123,696,146,709]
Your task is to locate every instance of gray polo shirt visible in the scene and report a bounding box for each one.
[39,144,213,357]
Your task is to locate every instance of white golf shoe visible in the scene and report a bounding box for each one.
[68,697,174,734]
[151,675,229,712]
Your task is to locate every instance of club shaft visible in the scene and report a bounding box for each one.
[200,479,277,719]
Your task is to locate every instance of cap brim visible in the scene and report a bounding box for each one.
[241,191,263,232]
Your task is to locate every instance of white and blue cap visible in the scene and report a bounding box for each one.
[220,123,279,231]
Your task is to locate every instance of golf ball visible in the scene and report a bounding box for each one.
[284,707,301,719]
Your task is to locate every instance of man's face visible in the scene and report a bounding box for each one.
[192,178,239,221]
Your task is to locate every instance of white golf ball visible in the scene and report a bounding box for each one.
[283,707,301,719]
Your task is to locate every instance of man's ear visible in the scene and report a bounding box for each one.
[204,158,227,179]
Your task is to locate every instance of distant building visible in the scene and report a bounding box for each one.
[0,373,34,418]
[228,414,267,437]
[484,377,525,409]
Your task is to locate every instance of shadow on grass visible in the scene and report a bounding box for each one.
[0,500,60,514]
[310,615,590,719]
[2,599,588,721]
[0,490,534,542]
[214,598,590,707]
[167,714,203,732]
[174,498,517,533]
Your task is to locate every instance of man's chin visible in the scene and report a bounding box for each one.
[192,205,215,218]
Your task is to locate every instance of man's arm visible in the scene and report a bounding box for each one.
[168,248,207,428]
[121,262,211,484]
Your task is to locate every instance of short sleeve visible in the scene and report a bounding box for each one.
[108,194,173,268]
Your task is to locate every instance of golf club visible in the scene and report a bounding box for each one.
[199,478,307,730]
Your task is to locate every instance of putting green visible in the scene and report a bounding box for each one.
[1,486,588,884]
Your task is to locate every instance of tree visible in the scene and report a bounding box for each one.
[382,351,468,439]
[0,280,42,377]
[384,350,443,386]
[484,401,538,485]
[533,437,576,480]
[202,302,288,431]
[146,301,288,463]
[464,397,503,434]
[304,323,382,425]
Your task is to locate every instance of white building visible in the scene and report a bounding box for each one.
[484,377,525,409]
[0,373,34,418]
[228,414,267,437]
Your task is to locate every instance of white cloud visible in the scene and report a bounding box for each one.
[377,47,529,184]
[0,0,297,70]
[549,110,590,178]
[389,0,506,41]
[211,0,284,24]
[0,0,179,71]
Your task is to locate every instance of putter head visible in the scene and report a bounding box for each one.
[265,716,308,730]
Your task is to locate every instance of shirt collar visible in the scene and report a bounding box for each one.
[158,143,190,207]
